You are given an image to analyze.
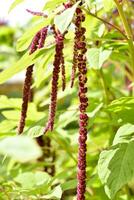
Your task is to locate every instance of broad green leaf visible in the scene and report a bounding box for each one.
[0,136,42,162]
[8,0,25,13]
[15,171,51,189]
[86,48,112,69]
[54,1,80,34]
[0,47,53,84]
[108,97,134,124]
[98,140,134,199]
[98,124,134,199]
[102,0,115,12]
[113,124,134,145]
[43,185,62,199]
[16,17,52,52]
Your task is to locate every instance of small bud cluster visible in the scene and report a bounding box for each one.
[74,7,88,200]
[18,27,48,134]
[44,27,65,133]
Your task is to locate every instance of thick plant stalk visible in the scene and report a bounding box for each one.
[44,28,64,133]
[18,27,48,134]
[75,7,88,200]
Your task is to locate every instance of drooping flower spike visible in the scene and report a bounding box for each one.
[18,26,48,134]
[60,51,66,91]
[43,27,65,133]
[26,9,48,18]
[74,7,88,200]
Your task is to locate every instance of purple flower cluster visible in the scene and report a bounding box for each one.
[18,27,48,134]
[74,7,88,200]
[44,27,65,133]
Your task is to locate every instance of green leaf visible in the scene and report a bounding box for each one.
[8,0,25,13]
[43,185,62,199]
[0,47,52,84]
[108,97,134,124]
[16,18,52,52]
[98,124,134,199]
[15,171,51,189]
[113,124,134,145]
[35,48,54,88]
[0,120,16,134]
[44,0,65,11]
[0,96,21,109]
[102,0,115,12]
[86,48,112,69]
[61,179,77,191]
[0,136,42,162]
[54,1,80,34]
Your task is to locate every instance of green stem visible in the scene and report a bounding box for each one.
[99,69,110,105]
[114,0,134,77]
[114,0,132,39]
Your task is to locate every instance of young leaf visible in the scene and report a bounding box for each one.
[54,1,80,34]
[86,48,112,69]
[8,0,25,13]
[0,136,42,162]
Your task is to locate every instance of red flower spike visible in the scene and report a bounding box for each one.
[18,26,48,134]
[17,65,34,134]
[60,51,66,91]
[72,6,89,200]
[38,27,48,48]
[44,28,65,134]
[26,9,48,18]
